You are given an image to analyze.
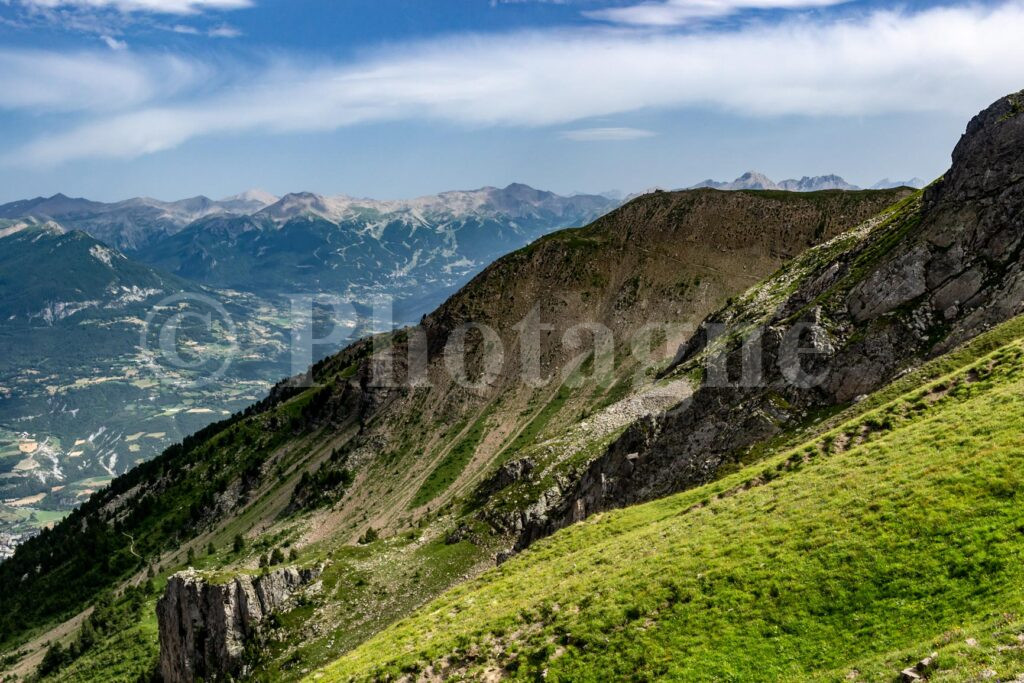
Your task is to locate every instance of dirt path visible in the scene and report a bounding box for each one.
[123,531,141,559]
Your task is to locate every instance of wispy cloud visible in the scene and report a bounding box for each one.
[168,21,237,35]
[100,33,127,49]
[206,23,239,37]
[19,0,252,14]
[6,0,250,40]
[561,127,657,141]
[586,0,849,26]
[0,49,206,112]
[6,1,1024,166]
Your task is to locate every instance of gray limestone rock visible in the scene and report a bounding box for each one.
[157,565,321,683]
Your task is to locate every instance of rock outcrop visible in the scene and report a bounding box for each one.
[157,565,321,683]
[519,89,1024,547]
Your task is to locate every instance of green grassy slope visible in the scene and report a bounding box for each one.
[316,315,1024,682]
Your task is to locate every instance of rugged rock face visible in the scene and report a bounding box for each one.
[519,90,1024,547]
[157,565,321,683]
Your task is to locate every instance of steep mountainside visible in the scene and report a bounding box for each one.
[320,312,1024,681]
[309,90,1024,680]
[527,89,1024,543]
[0,186,905,680]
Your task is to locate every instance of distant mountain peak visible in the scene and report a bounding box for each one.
[871,177,927,190]
[220,189,279,207]
[691,172,859,192]
[253,185,613,226]
[259,192,340,222]
[0,217,65,240]
[735,171,778,189]
[503,182,535,191]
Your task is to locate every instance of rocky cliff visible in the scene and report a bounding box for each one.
[518,89,1024,548]
[157,565,322,683]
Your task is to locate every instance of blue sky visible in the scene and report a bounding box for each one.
[0,0,1022,202]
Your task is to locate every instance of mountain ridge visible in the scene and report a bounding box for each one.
[519,90,1024,550]
[0,184,615,250]
[691,171,926,192]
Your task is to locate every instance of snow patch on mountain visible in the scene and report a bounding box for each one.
[256,184,609,227]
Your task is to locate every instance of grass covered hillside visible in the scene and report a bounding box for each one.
[316,313,1024,682]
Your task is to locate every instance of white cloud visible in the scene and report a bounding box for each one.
[19,0,251,14]
[100,33,127,49]
[561,127,657,141]
[168,21,238,36]
[7,1,1024,166]
[586,0,849,26]
[207,23,240,37]
[0,49,206,112]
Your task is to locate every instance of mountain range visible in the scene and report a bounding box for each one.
[3,89,1022,683]
[138,184,617,314]
[690,171,926,192]
[0,192,274,252]
[0,184,618,318]
[0,166,916,676]
[0,184,618,553]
